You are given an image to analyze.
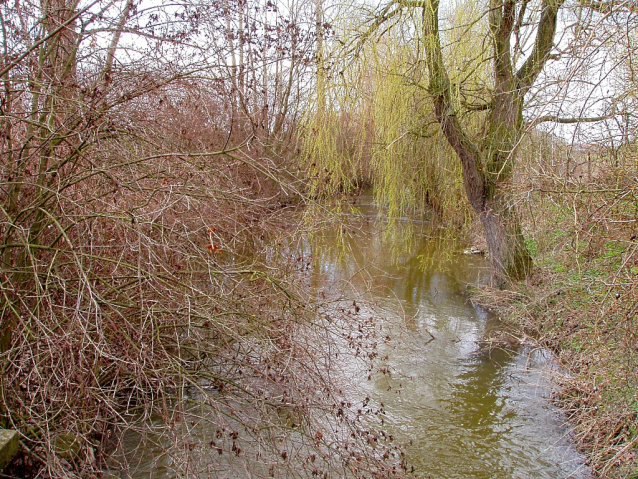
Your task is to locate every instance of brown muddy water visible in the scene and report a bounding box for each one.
[295,192,589,479]
[115,192,589,478]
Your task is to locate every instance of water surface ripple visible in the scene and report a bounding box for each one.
[300,193,588,479]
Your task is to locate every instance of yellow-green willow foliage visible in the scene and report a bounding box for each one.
[368,37,466,228]
[301,108,371,198]
[302,0,493,232]
[365,33,470,264]
[302,30,465,222]
[300,43,373,199]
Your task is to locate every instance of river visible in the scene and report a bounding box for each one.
[115,192,589,478]
[296,192,588,478]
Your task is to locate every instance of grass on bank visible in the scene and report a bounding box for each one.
[474,161,638,478]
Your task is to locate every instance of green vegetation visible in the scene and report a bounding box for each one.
[474,153,638,478]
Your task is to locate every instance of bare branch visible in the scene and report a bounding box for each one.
[528,113,614,127]
[0,0,100,79]
[515,0,565,90]
[578,0,638,13]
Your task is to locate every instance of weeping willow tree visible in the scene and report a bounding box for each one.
[302,15,475,226]
[368,12,495,230]
[301,3,491,274]
[303,0,575,284]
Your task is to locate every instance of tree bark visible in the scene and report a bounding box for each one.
[421,0,538,286]
[433,93,532,286]
[481,197,531,285]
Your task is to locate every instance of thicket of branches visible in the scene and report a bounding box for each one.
[0,0,409,477]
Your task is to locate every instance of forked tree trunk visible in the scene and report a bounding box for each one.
[433,97,532,286]
[419,0,560,285]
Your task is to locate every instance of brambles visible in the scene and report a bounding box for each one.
[0,0,410,476]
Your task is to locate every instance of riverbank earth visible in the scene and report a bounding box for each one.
[472,168,638,479]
